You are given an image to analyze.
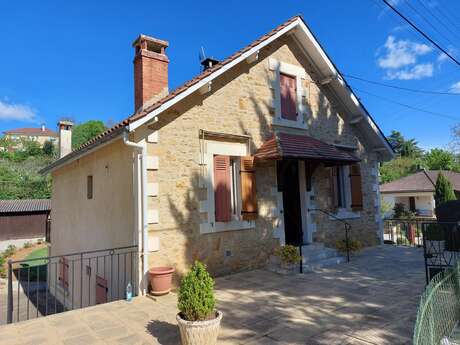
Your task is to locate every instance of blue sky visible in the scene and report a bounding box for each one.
[1,0,459,150]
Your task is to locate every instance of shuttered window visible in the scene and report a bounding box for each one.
[240,156,258,220]
[280,73,297,121]
[349,164,363,211]
[87,175,93,199]
[59,257,69,289]
[214,155,232,222]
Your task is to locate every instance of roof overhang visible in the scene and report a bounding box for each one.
[129,16,394,161]
[255,132,360,165]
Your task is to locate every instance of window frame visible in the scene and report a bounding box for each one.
[269,58,309,130]
[200,140,255,234]
[331,165,361,220]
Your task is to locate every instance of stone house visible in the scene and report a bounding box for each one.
[3,125,58,150]
[41,16,393,300]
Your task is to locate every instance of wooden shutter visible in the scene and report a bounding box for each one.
[214,155,232,222]
[280,73,297,121]
[349,164,363,211]
[59,257,69,288]
[329,166,339,211]
[240,156,258,220]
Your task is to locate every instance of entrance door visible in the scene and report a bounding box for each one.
[277,160,303,245]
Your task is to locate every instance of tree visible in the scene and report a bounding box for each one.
[71,120,106,149]
[42,140,55,156]
[387,130,422,158]
[379,156,420,184]
[434,172,456,207]
[387,131,405,154]
[423,149,457,171]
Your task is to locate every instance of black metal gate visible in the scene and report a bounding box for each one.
[422,222,460,284]
[5,245,138,324]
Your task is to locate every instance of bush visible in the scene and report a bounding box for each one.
[3,245,16,258]
[274,245,301,265]
[23,242,33,249]
[0,256,5,279]
[393,203,406,218]
[335,239,363,254]
[178,261,215,321]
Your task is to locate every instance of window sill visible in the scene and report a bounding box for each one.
[329,209,361,220]
[200,219,256,234]
[272,116,307,130]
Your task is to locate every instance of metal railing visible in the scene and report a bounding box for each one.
[383,219,435,247]
[6,245,138,324]
[308,208,352,263]
[413,260,460,345]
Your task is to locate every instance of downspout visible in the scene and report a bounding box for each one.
[123,130,149,295]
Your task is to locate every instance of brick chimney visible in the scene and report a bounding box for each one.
[133,35,169,112]
[58,120,73,158]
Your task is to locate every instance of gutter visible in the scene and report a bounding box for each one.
[122,131,149,295]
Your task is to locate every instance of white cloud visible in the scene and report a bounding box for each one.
[377,36,432,69]
[385,63,434,80]
[0,100,37,122]
[450,81,460,94]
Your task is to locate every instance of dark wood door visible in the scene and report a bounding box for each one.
[277,160,303,245]
[409,197,416,212]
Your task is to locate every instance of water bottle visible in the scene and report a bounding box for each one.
[126,282,132,302]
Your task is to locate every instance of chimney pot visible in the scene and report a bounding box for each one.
[133,35,169,112]
[58,120,74,158]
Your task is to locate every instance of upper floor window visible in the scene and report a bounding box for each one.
[280,73,297,121]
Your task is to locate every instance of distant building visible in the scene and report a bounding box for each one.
[380,170,460,218]
[3,125,58,149]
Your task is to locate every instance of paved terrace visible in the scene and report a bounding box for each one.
[0,246,424,345]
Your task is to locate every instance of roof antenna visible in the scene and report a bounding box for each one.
[199,46,219,71]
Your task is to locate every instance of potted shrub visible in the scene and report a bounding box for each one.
[176,261,222,345]
[274,245,301,271]
[148,266,175,296]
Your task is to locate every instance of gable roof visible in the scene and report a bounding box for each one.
[380,170,460,194]
[4,127,57,137]
[41,15,394,175]
[0,199,51,214]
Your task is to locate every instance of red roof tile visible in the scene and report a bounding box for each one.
[255,132,360,163]
[4,127,57,137]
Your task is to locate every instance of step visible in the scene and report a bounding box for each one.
[301,245,340,264]
[302,256,347,273]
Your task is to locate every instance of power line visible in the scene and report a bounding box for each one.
[343,74,460,96]
[381,0,460,66]
[353,87,460,121]
[403,0,456,48]
[414,0,460,44]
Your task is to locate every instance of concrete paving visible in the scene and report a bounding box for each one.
[0,245,425,344]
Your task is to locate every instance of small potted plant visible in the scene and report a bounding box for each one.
[335,238,363,256]
[176,261,222,345]
[274,245,301,271]
[148,266,175,296]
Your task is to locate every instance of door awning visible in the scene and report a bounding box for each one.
[254,132,360,164]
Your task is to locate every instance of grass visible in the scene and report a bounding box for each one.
[21,247,48,267]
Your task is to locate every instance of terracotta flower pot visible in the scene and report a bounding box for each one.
[148,267,175,295]
[176,311,222,345]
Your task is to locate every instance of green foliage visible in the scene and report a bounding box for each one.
[435,172,456,207]
[42,140,55,156]
[380,198,393,218]
[380,157,420,184]
[23,242,33,249]
[178,261,216,321]
[3,245,16,258]
[72,120,106,149]
[335,239,362,254]
[274,245,301,265]
[0,151,53,199]
[0,256,5,279]
[423,149,458,171]
[393,203,406,218]
[387,130,423,158]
